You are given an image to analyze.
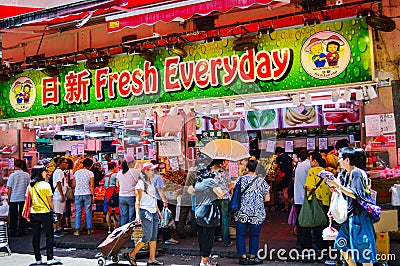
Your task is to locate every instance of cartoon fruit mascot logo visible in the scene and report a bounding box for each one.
[300,31,350,80]
[9,77,36,112]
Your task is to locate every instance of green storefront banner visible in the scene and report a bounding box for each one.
[0,18,373,119]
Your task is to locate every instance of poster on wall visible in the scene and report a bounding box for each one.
[282,105,320,128]
[319,137,328,150]
[365,113,396,136]
[228,161,239,178]
[323,111,360,126]
[208,113,242,132]
[244,110,277,131]
[307,138,316,150]
[71,145,77,155]
[285,140,294,153]
[195,116,207,135]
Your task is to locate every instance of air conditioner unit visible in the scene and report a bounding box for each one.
[322,103,351,112]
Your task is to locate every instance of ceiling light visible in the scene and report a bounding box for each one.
[82,114,88,124]
[66,116,73,125]
[218,101,226,113]
[244,100,252,110]
[343,88,351,102]
[183,104,191,115]
[89,113,95,123]
[331,89,340,102]
[138,109,146,120]
[140,130,150,137]
[29,120,35,129]
[156,106,164,117]
[17,121,23,130]
[292,94,300,106]
[168,105,178,116]
[76,116,82,125]
[204,103,212,114]
[367,85,378,99]
[228,101,236,112]
[108,112,114,121]
[194,103,203,114]
[111,139,122,146]
[126,111,133,120]
[1,124,8,132]
[115,112,121,122]
[117,145,125,151]
[98,113,104,123]
[304,92,312,105]
[356,89,364,101]
[2,147,11,154]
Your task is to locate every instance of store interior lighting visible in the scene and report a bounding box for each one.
[217,101,226,113]
[331,89,340,102]
[183,104,191,115]
[258,25,275,36]
[304,92,312,105]
[356,89,364,101]
[168,105,178,116]
[343,88,351,102]
[292,94,300,106]
[367,85,378,99]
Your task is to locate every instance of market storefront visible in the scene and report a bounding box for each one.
[0,17,397,221]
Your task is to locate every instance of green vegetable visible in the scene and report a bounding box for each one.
[247,110,276,129]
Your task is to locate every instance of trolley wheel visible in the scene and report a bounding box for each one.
[97,257,106,266]
[112,255,119,263]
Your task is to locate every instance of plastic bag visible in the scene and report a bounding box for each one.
[160,207,176,229]
[322,218,339,241]
[329,189,348,224]
[389,184,400,206]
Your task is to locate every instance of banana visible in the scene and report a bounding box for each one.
[289,108,308,122]
[305,107,317,124]
[285,109,297,126]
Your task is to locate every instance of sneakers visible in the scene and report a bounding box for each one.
[238,257,248,265]
[214,236,223,242]
[224,241,233,247]
[87,229,93,235]
[47,257,62,265]
[248,257,263,265]
[54,230,63,238]
[108,227,111,234]
[73,230,80,236]
[324,260,337,265]
[35,260,44,265]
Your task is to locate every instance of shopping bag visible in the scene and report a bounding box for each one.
[160,207,176,229]
[22,187,31,222]
[287,204,297,226]
[322,218,339,241]
[329,189,348,224]
[65,187,75,201]
[298,189,327,227]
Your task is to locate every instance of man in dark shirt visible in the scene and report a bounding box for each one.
[274,147,293,211]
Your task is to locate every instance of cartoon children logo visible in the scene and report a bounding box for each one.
[9,77,36,112]
[300,31,350,80]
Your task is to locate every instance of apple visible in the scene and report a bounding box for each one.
[345,111,360,122]
[325,112,346,123]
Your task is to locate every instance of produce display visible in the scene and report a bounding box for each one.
[260,154,277,181]
[324,111,360,124]
[379,167,400,179]
[163,170,186,185]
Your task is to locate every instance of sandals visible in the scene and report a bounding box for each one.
[127,256,137,266]
[147,260,164,265]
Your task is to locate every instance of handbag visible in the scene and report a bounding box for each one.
[287,204,297,226]
[105,175,119,207]
[298,178,327,227]
[160,207,176,229]
[229,176,258,212]
[329,186,348,224]
[274,169,286,185]
[352,169,381,223]
[65,170,75,200]
[22,187,31,222]
[65,187,75,201]
[195,200,220,227]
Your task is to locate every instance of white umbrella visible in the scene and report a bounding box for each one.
[200,139,250,161]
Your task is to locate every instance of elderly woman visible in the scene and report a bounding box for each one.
[327,147,378,266]
[188,162,225,266]
[116,156,140,226]
[128,162,163,266]
[234,160,270,265]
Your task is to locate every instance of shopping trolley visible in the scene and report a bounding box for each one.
[0,221,11,255]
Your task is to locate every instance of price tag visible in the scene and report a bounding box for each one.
[285,140,293,153]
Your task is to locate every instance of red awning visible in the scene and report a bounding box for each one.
[0,6,42,20]
[106,0,289,33]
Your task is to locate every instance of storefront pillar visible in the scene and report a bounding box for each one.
[392,80,400,164]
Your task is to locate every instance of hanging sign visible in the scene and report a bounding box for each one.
[228,161,239,178]
[307,138,316,150]
[0,18,373,120]
[77,143,85,155]
[71,145,77,156]
[319,137,328,150]
[285,140,293,153]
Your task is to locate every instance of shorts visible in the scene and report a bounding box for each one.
[334,211,378,264]
[53,198,66,214]
[139,209,159,243]
[104,196,120,213]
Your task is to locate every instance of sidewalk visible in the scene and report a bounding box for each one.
[5,211,400,264]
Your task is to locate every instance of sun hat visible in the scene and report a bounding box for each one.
[141,162,158,172]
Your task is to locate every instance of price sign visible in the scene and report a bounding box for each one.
[365,113,396,136]
[285,140,293,153]
[307,138,316,150]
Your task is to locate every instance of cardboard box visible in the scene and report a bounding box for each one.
[375,232,390,261]
[373,209,398,233]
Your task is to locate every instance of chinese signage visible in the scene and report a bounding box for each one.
[0,18,373,119]
[365,113,396,137]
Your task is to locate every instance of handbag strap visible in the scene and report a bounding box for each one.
[32,184,51,212]
[306,177,324,200]
[241,175,258,195]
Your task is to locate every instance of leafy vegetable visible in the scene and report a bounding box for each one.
[247,110,276,129]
